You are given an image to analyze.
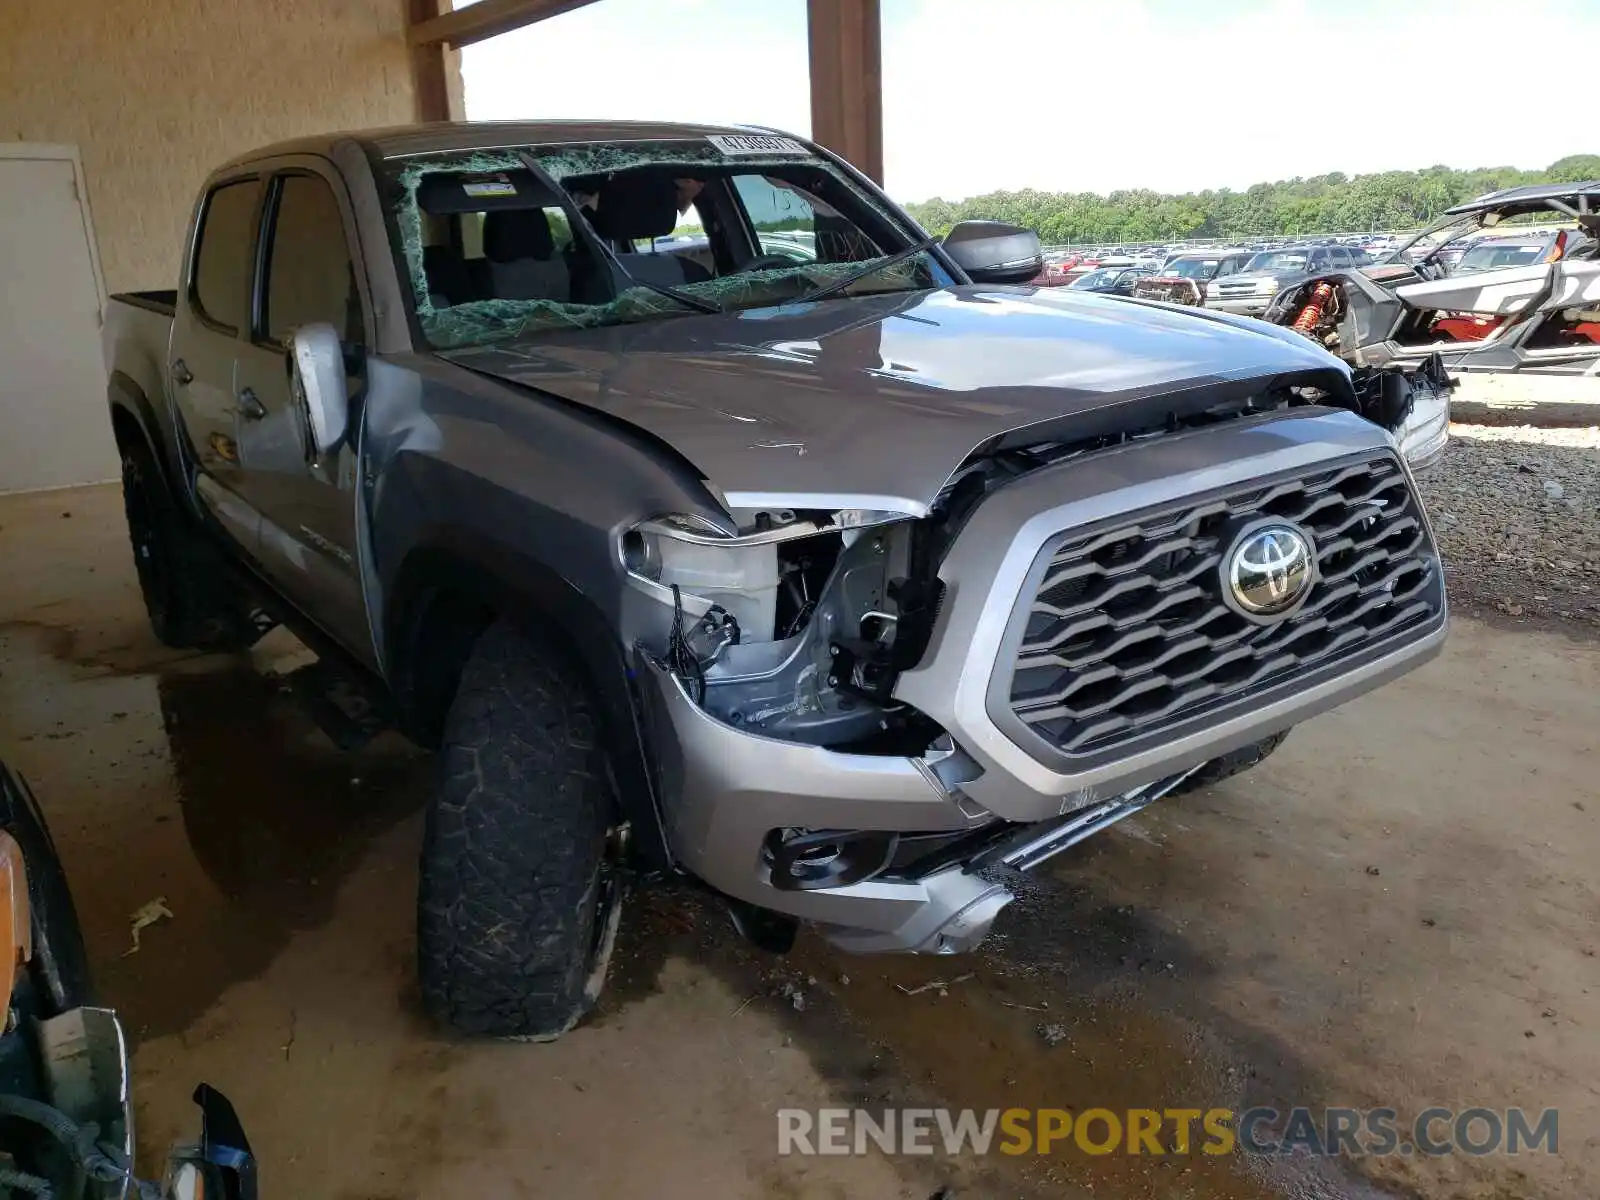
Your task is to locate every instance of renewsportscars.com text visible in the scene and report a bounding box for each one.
[777,1106,1558,1158]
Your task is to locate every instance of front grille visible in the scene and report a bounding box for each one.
[1006,453,1442,759]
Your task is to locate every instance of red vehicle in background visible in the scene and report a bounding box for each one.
[1033,254,1090,286]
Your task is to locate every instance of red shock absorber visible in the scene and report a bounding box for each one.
[1292,282,1336,335]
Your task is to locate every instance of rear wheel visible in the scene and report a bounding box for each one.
[417,619,622,1039]
[119,443,267,651]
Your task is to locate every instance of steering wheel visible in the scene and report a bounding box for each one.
[734,253,808,274]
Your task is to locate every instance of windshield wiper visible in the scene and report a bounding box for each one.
[514,151,720,315]
[797,236,943,305]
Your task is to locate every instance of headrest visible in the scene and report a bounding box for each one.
[594,173,680,241]
[483,209,556,262]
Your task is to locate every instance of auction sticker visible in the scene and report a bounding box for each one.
[708,134,806,157]
[462,176,519,197]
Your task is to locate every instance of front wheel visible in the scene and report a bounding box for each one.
[417,620,623,1039]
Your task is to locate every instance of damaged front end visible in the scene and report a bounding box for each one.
[627,374,1449,956]
[1131,275,1205,306]
[625,493,1199,956]
[1263,272,1454,470]
[626,499,1016,953]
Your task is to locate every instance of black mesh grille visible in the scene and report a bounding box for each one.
[1008,453,1442,758]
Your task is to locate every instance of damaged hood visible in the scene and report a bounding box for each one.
[443,285,1345,513]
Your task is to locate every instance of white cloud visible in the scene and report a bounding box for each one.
[461,0,1598,203]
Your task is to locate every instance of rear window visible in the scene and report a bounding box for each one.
[191,180,258,331]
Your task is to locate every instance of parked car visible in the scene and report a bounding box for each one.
[1158,249,1252,277]
[104,120,1448,1041]
[1031,255,1083,287]
[1066,265,1155,295]
[1206,243,1358,315]
[1448,229,1588,275]
[1135,250,1255,305]
[1263,181,1600,398]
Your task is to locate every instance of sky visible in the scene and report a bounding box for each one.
[460,0,1600,204]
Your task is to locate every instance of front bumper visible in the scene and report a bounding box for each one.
[1206,293,1276,315]
[642,410,1448,954]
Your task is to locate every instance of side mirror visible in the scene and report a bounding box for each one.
[290,323,348,456]
[941,220,1043,285]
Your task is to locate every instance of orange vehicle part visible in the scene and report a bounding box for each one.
[1291,282,1336,334]
[0,831,31,1005]
[1571,321,1600,344]
[1431,315,1503,342]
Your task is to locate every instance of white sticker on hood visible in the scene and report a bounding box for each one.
[708,134,806,157]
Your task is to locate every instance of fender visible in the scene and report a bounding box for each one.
[385,532,673,873]
[106,370,185,506]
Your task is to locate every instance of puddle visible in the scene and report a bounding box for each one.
[0,621,429,1042]
[101,663,427,1039]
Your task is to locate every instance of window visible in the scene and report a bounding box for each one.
[730,174,879,264]
[191,180,259,331]
[385,145,948,349]
[262,174,361,345]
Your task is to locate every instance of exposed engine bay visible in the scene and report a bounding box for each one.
[626,507,946,753]
[627,373,1445,754]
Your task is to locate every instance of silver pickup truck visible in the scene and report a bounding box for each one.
[102,120,1449,1040]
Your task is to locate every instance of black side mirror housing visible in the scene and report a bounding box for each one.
[941,220,1043,284]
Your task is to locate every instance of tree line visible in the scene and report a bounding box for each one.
[901,155,1600,246]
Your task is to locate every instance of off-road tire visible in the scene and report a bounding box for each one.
[417,619,621,1039]
[1172,730,1291,796]
[119,442,267,652]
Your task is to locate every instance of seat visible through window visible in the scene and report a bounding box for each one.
[593,174,711,288]
[482,209,571,302]
[422,244,472,308]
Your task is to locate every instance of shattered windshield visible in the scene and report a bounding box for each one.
[382,138,950,350]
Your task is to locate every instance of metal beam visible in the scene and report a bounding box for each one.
[408,0,603,49]
[807,0,882,184]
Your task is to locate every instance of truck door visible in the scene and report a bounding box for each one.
[231,164,375,664]
[167,176,264,552]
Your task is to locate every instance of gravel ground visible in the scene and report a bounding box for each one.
[1418,422,1600,627]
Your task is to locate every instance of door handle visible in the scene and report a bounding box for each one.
[236,387,267,420]
[171,358,194,386]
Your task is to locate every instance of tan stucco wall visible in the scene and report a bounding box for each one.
[2,2,420,293]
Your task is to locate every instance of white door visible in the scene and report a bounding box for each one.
[0,151,119,492]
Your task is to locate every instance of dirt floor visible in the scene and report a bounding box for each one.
[0,480,1596,1200]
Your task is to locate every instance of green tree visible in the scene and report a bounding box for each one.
[901,154,1600,245]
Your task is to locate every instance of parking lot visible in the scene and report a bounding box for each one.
[1,419,1593,1199]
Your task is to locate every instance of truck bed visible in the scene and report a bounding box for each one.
[110,289,177,317]
[103,293,178,436]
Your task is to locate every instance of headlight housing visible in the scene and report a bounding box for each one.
[621,507,915,643]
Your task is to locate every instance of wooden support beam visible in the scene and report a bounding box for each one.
[408,0,458,122]
[408,0,602,49]
[807,0,883,184]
